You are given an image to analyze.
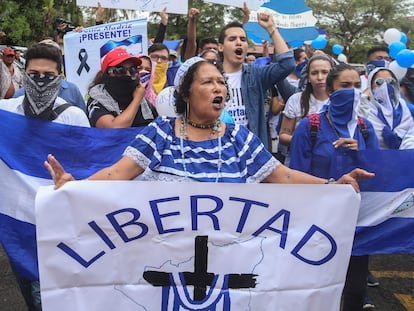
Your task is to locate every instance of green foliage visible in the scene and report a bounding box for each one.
[306,0,414,63]
[0,0,84,46]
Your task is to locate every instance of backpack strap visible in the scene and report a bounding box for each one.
[308,113,320,145]
[48,103,72,121]
[357,116,369,141]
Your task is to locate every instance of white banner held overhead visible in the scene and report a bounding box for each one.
[63,19,148,99]
[203,0,267,10]
[36,181,360,311]
[76,0,188,14]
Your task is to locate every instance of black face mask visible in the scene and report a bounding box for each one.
[102,74,139,109]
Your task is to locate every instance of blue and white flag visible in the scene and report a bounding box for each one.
[0,109,141,280]
[244,0,319,44]
[1,108,414,287]
[329,149,414,256]
[64,19,148,99]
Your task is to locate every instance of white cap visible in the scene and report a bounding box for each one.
[173,56,205,87]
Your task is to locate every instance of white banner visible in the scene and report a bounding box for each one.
[36,181,359,310]
[63,19,148,99]
[76,0,188,14]
[203,0,267,10]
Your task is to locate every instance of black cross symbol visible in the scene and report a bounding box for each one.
[143,235,257,301]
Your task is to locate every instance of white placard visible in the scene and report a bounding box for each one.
[36,181,359,311]
[63,19,148,99]
[204,0,267,10]
[76,0,188,14]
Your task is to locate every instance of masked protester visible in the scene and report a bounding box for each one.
[0,42,90,311]
[286,48,308,88]
[0,43,89,126]
[288,63,380,311]
[86,47,158,128]
[366,67,414,149]
[148,43,170,94]
[400,68,414,119]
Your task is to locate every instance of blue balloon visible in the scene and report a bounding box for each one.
[400,32,408,44]
[389,41,406,59]
[332,44,344,55]
[311,36,327,49]
[396,49,414,68]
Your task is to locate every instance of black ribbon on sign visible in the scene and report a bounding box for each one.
[77,48,90,75]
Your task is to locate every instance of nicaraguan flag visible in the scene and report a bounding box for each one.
[0,109,142,280]
[244,0,319,44]
[1,109,414,281]
[330,149,414,255]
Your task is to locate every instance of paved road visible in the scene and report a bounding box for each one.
[0,244,413,310]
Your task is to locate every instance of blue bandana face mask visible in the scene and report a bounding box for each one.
[293,58,308,79]
[366,60,390,74]
[328,88,361,138]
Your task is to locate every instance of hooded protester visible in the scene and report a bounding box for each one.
[289,63,379,177]
[367,67,414,149]
[86,47,158,128]
[288,63,380,311]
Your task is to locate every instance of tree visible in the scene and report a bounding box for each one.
[0,0,84,46]
[306,0,414,63]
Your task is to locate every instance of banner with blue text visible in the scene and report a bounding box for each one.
[36,181,359,310]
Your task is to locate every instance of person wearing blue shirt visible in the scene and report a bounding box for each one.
[289,63,380,311]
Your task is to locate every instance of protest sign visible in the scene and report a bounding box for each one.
[64,19,148,99]
[36,181,359,310]
[76,0,187,14]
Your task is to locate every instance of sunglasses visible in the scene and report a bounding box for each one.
[5,54,15,58]
[28,73,58,80]
[107,65,139,77]
[375,77,397,86]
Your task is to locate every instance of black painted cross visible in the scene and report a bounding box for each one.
[143,235,257,301]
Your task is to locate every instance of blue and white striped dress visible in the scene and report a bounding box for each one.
[124,116,279,183]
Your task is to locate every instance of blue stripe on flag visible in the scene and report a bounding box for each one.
[330,149,414,255]
[0,109,145,279]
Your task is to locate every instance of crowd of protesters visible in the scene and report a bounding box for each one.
[1,2,414,311]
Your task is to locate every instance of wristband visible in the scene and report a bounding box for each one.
[325,178,335,184]
[269,27,277,38]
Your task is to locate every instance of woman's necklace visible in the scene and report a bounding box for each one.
[187,118,222,138]
[179,118,222,182]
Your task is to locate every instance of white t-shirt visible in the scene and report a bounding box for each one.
[0,96,90,127]
[224,70,247,126]
[283,92,328,127]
